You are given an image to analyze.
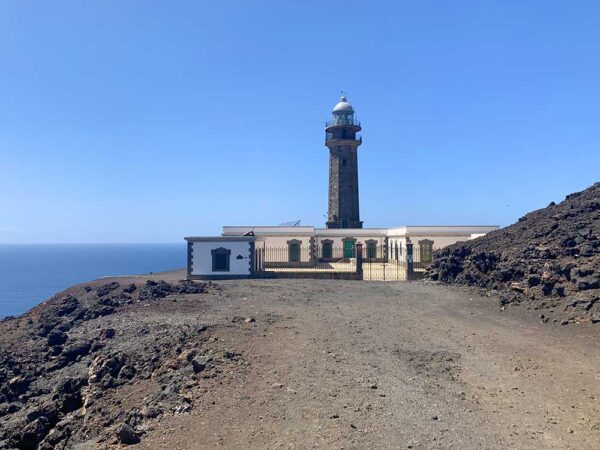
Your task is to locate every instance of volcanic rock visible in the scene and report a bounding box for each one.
[47,329,67,347]
[96,282,120,297]
[426,182,600,323]
[117,422,140,445]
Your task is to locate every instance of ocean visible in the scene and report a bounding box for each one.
[0,244,186,318]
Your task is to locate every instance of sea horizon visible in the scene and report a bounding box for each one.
[0,243,186,318]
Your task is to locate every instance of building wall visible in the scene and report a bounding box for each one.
[408,235,471,248]
[253,235,313,263]
[314,235,385,249]
[214,225,499,265]
[190,241,252,276]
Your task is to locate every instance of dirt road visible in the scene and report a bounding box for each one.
[130,277,600,449]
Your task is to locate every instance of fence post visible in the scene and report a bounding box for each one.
[406,239,414,281]
[356,243,363,280]
[384,237,389,263]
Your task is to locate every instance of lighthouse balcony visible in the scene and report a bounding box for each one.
[325,133,362,144]
[325,117,361,128]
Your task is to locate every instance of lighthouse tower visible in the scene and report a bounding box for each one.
[325,95,363,229]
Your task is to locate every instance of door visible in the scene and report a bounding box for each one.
[367,242,377,259]
[289,243,300,263]
[322,242,332,259]
[343,240,355,258]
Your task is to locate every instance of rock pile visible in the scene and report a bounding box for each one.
[0,278,239,449]
[426,182,600,324]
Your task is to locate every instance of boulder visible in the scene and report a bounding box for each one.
[18,416,50,450]
[117,423,140,445]
[123,283,137,293]
[52,377,86,413]
[47,329,67,347]
[56,296,79,316]
[8,375,29,395]
[118,365,136,380]
[61,339,92,363]
[191,356,211,373]
[96,282,120,297]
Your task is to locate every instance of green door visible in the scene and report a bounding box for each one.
[289,243,300,262]
[343,240,355,258]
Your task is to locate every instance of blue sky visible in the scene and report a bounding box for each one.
[1,1,599,243]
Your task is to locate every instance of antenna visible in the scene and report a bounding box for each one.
[278,220,301,227]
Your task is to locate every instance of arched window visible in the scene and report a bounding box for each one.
[419,239,434,264]
[287,239,302,263]
[211,247,231,272]
[321,240,333,259]
[365,240,377,259]
[342,238,356,258]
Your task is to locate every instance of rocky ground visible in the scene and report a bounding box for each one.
[1,274,599,449]
[426,182,600,325]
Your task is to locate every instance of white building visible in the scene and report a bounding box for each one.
[185,96,498,280]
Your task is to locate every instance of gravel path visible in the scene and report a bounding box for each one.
[132,278,600,449]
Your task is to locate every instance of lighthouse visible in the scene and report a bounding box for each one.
[325,95,363,229]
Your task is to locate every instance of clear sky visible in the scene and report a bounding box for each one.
[1,1,599,243]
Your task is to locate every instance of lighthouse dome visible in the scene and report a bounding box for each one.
[332,95,354,114]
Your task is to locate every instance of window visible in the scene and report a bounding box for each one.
[287,239,302,263]
[342,158,347,166]
[419,239,434,264]
[211,247,231,272]
[321,240,333,258]
[343,238,355,258]
[366,240,377,259]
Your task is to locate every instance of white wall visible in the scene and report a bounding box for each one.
[191,241,251,276]
[409,235,471,248]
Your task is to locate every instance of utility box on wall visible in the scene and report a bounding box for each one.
[185,236,255,280]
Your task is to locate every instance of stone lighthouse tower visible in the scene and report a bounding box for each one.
[325,95,363,229]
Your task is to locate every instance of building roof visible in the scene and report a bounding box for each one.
[220,225,499,238]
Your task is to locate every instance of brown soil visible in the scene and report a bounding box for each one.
[1,273,599,449]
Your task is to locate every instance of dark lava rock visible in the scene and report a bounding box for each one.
[117,422,140,445]
[47,329,68,347]
[26,401,59,424]
[18,416,51,450]
[100,328,116,339]
[8,375,30,395]
[123,283,137,293]
[224,350,237,359]
[139,280,208,301]
[139,280,173,300]
[83,304,115,321]
[118,365,136,380]
[56,295,79,316]
[96,281,120,297]
[52,377,86,413]
[0,402,20,417]
[89,354,128,385]
[191,356,211,373]
[426,182,600,323]
[176,280,208,294]
[61,339,92,363]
